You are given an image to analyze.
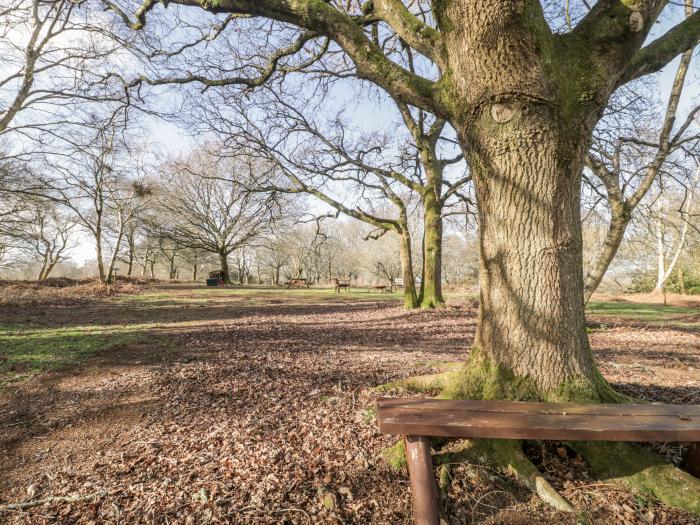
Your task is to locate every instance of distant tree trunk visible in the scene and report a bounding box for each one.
[168,256,177,279]
[654,181,694,295]
[654,210,666,295]
[127,239,135,276]
[399,229,418,309]
[106,223,126,284]
[95,228,106,283]
[420,190,444,308]
[192,263,198,282]
[36,250,50,281]
[219,252,232,284]
[140,245,150,277]
[42,259,59,281]
[583,200,630,303]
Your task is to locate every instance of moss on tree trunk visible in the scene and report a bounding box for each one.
[419,191,445,308]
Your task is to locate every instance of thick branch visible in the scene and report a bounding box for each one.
[111,0,444,114]
[620,8,700,85]
[367,0,446,69]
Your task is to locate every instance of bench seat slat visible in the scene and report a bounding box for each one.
[377,398,700,417]
[377,399,700,442]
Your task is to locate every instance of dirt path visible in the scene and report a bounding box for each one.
[0,289,698,524]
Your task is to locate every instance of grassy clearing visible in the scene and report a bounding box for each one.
[0,323,165,385]
[3,286,697,386]
[118,285,406,305]
[586,300,699,329]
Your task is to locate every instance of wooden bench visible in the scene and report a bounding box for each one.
[377,398,700,525]
[371,284,389,293]
[286,278,310,289]
[332,278,350,293]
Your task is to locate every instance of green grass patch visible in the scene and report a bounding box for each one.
[118,286,405,306]
[586,301,695,317]
[586,301,699,330]
[0,323,154,385]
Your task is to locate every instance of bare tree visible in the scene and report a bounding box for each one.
[0,0,127,156]
[154,150,286,284]
[583,1,699,301]
[3,197,77,280]
[651,167,699,296]
[38,122,152,283]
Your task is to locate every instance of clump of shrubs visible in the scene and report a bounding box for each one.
[628,267,700,295]
[0,278,141,306]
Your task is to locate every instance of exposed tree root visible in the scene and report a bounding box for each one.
[572,441,700,515]
[382,437,574,513]
[436,439,575,513]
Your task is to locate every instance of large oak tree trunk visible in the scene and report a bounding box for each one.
[436,0,615,400]
[457,113,610,399]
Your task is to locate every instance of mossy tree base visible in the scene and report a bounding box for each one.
[378,347,700,516]
[572,441,700,515]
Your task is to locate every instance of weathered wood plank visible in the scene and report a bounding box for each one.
[377,399,700,441]
[377,398,700,417]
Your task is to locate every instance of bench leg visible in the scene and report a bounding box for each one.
[404,435,440,525]
[683,442,700,478]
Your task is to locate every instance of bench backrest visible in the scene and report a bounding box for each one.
[377,398,700,442]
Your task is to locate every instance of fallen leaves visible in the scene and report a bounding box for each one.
[0,289,697,524]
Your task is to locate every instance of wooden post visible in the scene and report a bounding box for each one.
[683,442,700,478]
[403,435,440,525]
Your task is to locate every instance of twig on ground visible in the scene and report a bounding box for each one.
[0,491,106,512]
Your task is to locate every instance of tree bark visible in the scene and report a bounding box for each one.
[43,260,59,281]
[420,190,444,308]
[127,243,135,276]
[219,253,232,284]
[583,201,630,303]
[106,226,126,284]
[399,230,418,309]
[459,115,605,395]
[425,0,623,400]
[655,209,666,294]
[140,245,150,277]
[168,255,177,279]
[95,229,106,283]
[36,251,49,281]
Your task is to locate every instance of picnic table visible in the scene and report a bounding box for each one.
[286,278,310,289]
